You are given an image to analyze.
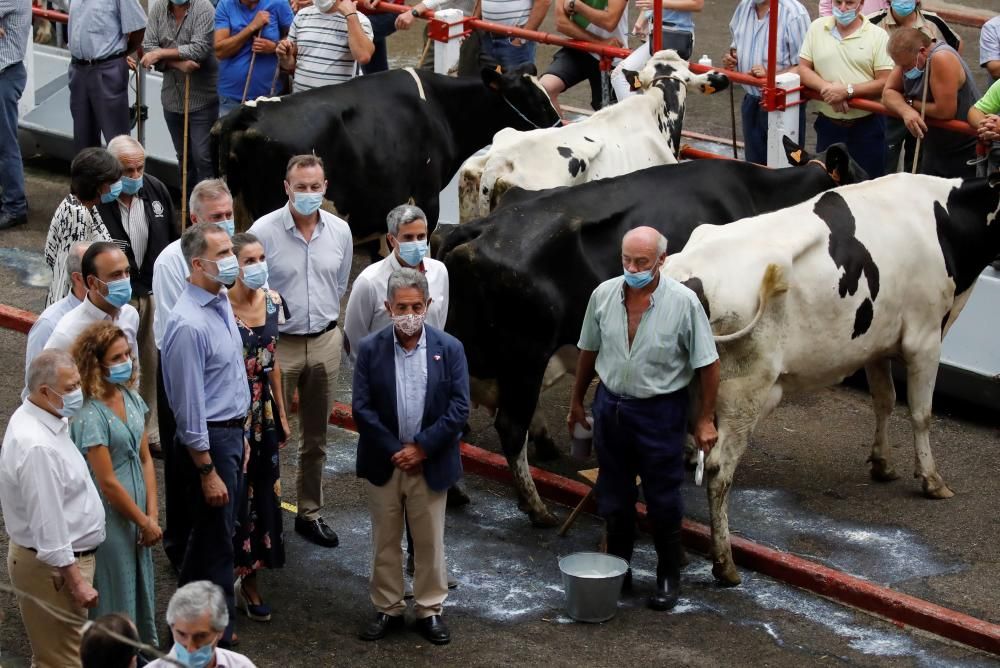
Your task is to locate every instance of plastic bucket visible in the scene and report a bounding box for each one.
[558,552,628,623]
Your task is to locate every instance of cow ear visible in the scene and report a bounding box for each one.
[482,66,503,91]
[512,62,537,78]
[782,135,810,166]
[623,69,642,91]
[822,144,853,183]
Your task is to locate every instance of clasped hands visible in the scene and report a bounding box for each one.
[392,442,427,474]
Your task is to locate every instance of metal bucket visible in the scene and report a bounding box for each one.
[558,552,628,623]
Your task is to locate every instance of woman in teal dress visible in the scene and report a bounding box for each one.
[70,321,162,646]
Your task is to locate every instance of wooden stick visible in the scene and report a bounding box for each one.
[242,30,261,103]
[729,84,739,159]
[558,486,595,537]
[911,57,931,175]
[180,73,191,231]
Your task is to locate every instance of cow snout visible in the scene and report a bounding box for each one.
[700,73,730,95]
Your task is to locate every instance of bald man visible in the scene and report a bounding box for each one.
[569,226,720,612]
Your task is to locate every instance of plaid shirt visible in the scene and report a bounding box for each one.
[143,0,218,113]
[0,0,31,72]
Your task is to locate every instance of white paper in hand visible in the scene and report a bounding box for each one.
[695,449,705,486]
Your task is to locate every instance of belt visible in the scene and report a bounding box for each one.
[599,383,685,403]
[25,545,97,558]
[206,416,247,429]
[70,51,126,67]
[296,320,338,338]
[819,113,873,128]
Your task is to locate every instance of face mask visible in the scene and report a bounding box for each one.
[104,359,133,384]
[623,268,655,289]
[97,277,133,308]
[216,219,235,237]
[240,261,269,290]
[831,6,857,26]
[46,387,84,419]
[890,0,915,17]
[120,175,143,195]
[170,0,190,4]
[200,254,240,285]
[100,180,123,204]
[314,0,335,11]
[396,240,428,267]
[292,192,324,216]
[903,66,923,80]
[391,312,425,337]
[172,641,214,668]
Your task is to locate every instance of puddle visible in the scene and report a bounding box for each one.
[0,248,51,288]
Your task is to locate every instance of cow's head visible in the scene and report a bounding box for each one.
[783,136,869,186]
[483,64,561,131]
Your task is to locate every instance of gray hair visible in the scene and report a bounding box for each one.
[190,179,232,217]
[386,204,428,238]
[623,227,668,256]
[27,349,76,392]
[166,581,229,632]
[386,267,429,303]
[181,222,228,269]
[106,135,145,161]
[66,241,91,278]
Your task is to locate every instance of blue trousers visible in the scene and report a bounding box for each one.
[0,62,27,218]
[592,384,688,531]
[178,425,244,641]
[362,12,397,75]
[68,59,131,153]
[164,102,219,203]
[479,33,537,71]
[814,112,886,179]
[741,93,807,166]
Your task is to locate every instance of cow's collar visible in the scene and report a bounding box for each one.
[808,159,838,184]
[404,67,427,102]
[646,75,688,89]
[501,96,561,130]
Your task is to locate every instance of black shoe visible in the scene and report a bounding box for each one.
[359,613,404,641]
[416,615,451,645]
[294,516,339,547]
[446,484,471,508]
[0,212,27,231]
[648,577,680,611]
[648,526,683,611]
[621,568,633,594]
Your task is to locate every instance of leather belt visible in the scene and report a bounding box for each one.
[26,546,97,558]
[206,416,247,429]
[70,51,126,67]
[298,320,338,338]
[819,114,871,128]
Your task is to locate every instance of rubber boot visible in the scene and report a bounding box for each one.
[648,527,682,611]
[605,515,635,594]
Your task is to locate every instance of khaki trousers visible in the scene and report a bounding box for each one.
[367,469,448,618]
[130,292,159,443]
[276,328,342,520]
[8,543,96,668]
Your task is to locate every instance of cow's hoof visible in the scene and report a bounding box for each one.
[712,561,742,587]
[868,457,900,482]
[531,436,561,462]
[529,509,560,528]
[921,474,955,500]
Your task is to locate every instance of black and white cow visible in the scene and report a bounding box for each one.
[663,172,1000,585]
[457,50,729,222]
[438,142,868,526]
[211,65,560,239]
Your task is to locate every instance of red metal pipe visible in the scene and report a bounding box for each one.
[652,0,662,53]
[31,6,68,23]
[679,146,734,161]
[765,0,778,101]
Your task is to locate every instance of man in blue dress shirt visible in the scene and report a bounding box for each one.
[162,223,251,646]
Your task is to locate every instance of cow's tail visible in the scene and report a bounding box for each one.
[713,263,788,343]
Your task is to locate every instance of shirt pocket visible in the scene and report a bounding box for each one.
[647,330,683,367]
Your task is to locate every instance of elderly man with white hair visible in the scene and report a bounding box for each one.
[97,135,178,453]
[145,581,258,667]
[0,350,105,668]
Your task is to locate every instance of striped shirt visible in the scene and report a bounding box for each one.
[288,7,373,93]
[143,0,218,114]
[729,0,810,96]
[481,0,532,27]
[68,0,147,61]
[983,17,1000,83]
[118,196,149,269]
[0,0,30,72]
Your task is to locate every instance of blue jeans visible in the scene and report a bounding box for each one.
[362,12,397,75]
[479,33,537,71]
[741,93,807,166]
[815,112,887,179]
[164,102,220,202]
[0,63,27,217]
[219,95,244,118]
[178,425,244,641]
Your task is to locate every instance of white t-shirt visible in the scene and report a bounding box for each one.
[481,0,533,26]
[289,6,374,93]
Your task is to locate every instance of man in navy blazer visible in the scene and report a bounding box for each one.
[353,268,470,646]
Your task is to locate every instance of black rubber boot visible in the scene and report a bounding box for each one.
[605,515,635,594]
[648,528,682,611]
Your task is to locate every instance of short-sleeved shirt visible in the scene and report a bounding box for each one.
[68,0,148,61]
[72,389,148,458]
[982,17,1000,83]
[214,0,293,101]
[729,0,810,96]
[974,79,1000,115]
[799,15,894,120]
[867,8,960,51]
[570,0,629,61]
[287,7,373,93]
[481,0,533,27]
[578,275,718,399]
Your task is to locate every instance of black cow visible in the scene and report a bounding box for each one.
[211,65,560,239]
[437,141,868,526]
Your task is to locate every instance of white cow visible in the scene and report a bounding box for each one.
[457,50,729,222]
[664,172,1000,586]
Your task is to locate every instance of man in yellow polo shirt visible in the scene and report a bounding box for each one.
[799,0,894,178]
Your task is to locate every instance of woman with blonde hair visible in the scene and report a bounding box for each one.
[70,322,161,647]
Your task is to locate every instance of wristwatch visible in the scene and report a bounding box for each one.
[411,7,420,16]
[198,462,215,477]
[846,83,855,99]
[568,0,576,16]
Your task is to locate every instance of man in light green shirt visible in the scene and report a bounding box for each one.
[969,78,1000,178]
[568,226,719,612]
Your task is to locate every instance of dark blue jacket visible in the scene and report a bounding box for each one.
[353,324,470,492]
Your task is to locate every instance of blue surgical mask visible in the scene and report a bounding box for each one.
[240,261,269,290]
[172,641,215,668]
[104,359,133,384]
[831,6,856,26]
[169,0,190,4]
[120,175,143,195]
[903,66,923,80]
[890,0,915,17]
[100,180,123,204]
[46,387,84,419]
[217,219,235,237]
[397,240,428,267]
[98,277,133,308]
[201,254,240,285]
[623,268,654,289]
[292,192,324,216]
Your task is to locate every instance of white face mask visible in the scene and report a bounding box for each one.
[391,312,425,337]
[314,0,335,13]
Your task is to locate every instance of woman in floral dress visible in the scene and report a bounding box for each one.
[227,233,291,622]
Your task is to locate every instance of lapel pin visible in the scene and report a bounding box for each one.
[433,354,441,361]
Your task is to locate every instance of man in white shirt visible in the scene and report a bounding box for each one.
[44,241,140,361]
[1,350,105,667]
[249,154,353,549]
[276,0,374,93]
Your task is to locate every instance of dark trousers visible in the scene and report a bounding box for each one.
[0,62,27,217]
[885,116,916,174]
[592,384,688,532]
[362,12,397,75]
[741,93,807,166]
[68,58,131,152]
[815,112,886,179]
[157,353,189,571]
[178,425,244,641]
[164,102,220,205]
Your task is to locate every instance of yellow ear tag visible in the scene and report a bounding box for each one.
[790,150,803,163]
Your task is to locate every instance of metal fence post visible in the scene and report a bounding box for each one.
[766,71,800,168]
[20,39,35,119]
[433,8,464,76]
